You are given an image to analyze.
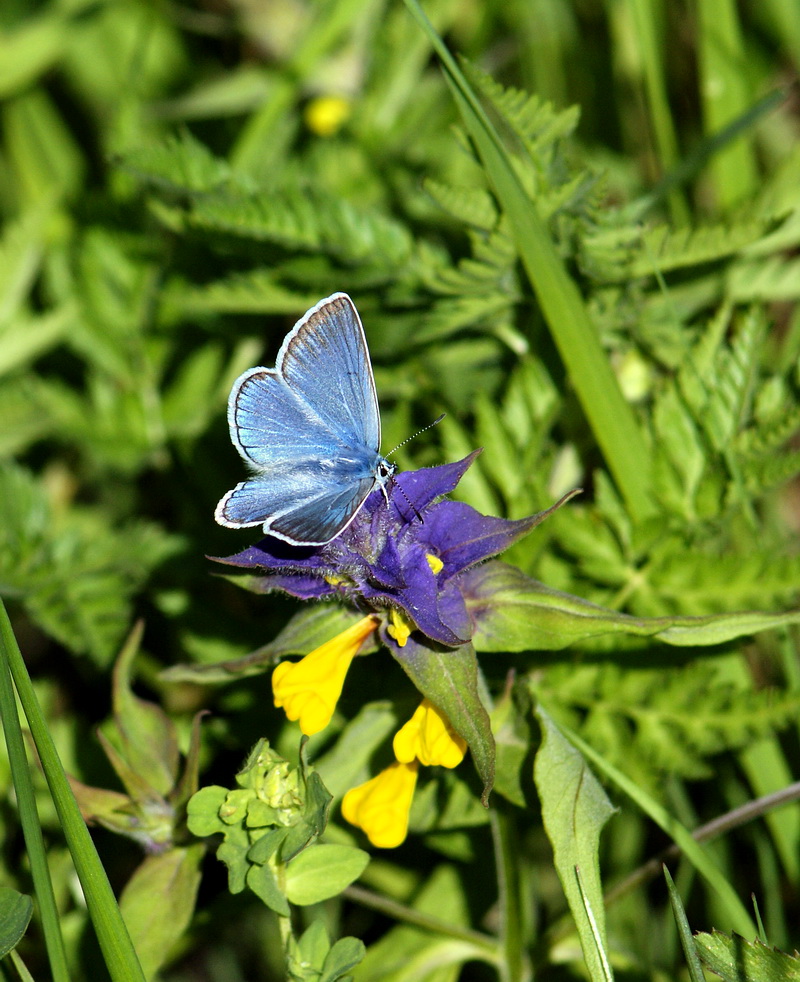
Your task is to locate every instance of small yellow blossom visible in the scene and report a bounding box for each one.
[393,699,467,769]
[272,615,377,735]
[426,553,444,574]
[386,607,413,647]
[304,95,351,137]
[342,760,419,848]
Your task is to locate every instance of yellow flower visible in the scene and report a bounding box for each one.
[304,95,351,137]
[341,761,419,848]
[393,699,467,769]
[272,615,377,736]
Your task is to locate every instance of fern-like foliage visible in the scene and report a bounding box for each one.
[0,462,180,664]
[117,132,413,270]
[532,662,800,785]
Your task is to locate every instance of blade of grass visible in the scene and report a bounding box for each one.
[560,720,757,938]
[622,0,690,225]
[0,599,147,982]
[402,0,655,523]
[0,648,68,982]
[663,865,707,982]
[697,0,758,208]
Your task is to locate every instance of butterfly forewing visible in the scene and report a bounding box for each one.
[279,294,381,452]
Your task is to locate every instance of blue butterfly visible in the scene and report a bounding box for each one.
[215,293,396,546]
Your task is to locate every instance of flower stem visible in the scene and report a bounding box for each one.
[491,806,531,982]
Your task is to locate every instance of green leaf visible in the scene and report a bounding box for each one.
[186,786,228,837]
[0,887,32,959]
[403,0,655,521]
[468,562,800,651]
[162,604,372,684]
[560,723,757,937]
[533,707,616,982]
[394,640,495,800]
[0,14,66,97]
[247,863,290,916]
[284,844,369,906]
[110,622,179,796]
[694,931,800,982]
[314,702,398,799]
[119,846,204,980]
[320,937,367,982]
[290,920,330,979]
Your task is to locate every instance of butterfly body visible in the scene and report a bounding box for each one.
[215,293,394,545]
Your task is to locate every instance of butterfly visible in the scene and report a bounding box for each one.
[215,293,395,546]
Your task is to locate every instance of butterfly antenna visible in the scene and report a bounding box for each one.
[387,413,446,525]
[386,413,446,459]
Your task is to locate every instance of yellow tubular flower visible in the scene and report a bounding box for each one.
[341,761,419,848]
[272,615,377,736]
[393,698,467,769]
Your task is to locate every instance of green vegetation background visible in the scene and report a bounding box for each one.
[2,0,800,979]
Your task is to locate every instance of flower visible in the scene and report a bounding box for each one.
[304,94,351,136]
[214,453,544,648]
[272,615,378,736]
[343,700,467,847]
[393,699,467,768]
[213,453,575,803]
[341,761,419,848]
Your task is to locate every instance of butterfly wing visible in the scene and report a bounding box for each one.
[215,294,387,545]
[217,470,380,544]
[278,293,381,453]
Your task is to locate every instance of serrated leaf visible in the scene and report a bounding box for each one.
[116,129,237,195]
[695,931,800,982]
[423,178,498,230]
